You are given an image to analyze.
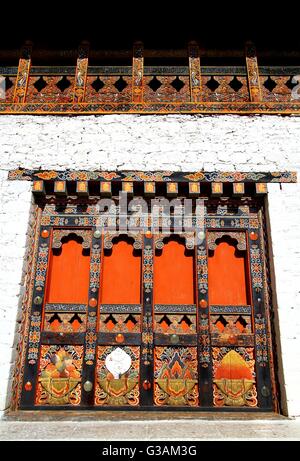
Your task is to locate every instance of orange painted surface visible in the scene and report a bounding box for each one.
[100,240,141,304]
[208,239,249,305]
[215,350,253,380]
[154,240,195,304]
[46,238,90,304]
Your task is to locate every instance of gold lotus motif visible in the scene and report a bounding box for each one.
[214,378,254,406]
[156,378,197,405]
[39,377,80,405]
[99,377,138,405]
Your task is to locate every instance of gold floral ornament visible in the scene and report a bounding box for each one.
[37,347,82,405]
[154,347,198,406]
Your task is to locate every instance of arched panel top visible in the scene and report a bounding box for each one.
[207,231,247,252]
[103,231,142,250]
[52,229,92,250]
[154,232,195,251]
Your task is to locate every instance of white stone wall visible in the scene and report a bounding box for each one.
[267,183,300,417]
[0,114,299,416]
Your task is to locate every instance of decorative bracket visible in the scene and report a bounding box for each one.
[73,42,89,103]
[132,42,144,103]
[245,42,262,102]
[13,43,32,103]
[189,41,202,102]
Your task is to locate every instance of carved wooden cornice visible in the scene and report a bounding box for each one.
[1,42,300,114]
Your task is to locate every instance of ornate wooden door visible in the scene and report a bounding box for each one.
[19,194,277,411]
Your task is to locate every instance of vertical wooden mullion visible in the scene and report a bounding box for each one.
[73,42,89,103]
[20,225,51,407]
[188,41,202,102]
[197,211,213,407]
[248,223,273,409]
[13,42,32,103]
[132,42,144,103]
[80,227,102,406]
[245,41,262,102]
[140,234,154,406]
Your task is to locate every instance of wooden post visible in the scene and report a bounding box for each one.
[73,41,89,103]
[132,41,144,103]
[13,42,32,103]
[245,41,262,102]
[188,41,202,102]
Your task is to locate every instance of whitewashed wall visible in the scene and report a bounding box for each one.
[0,114,299,416]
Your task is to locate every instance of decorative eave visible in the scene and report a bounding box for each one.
[1,41,300,115]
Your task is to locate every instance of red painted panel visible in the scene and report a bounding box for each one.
[154,239,195,305]
[208,239,249,305]
[100,239,141,304]
[46,237,90,304]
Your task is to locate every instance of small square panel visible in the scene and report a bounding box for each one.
[255,183,267,195]
[100,182,112,197]
[54,181,67,195]
[211,182,223,196]
[166,182,178,196]
[189,182,200,196]
[32,180,45,195]
[144,182,155,196]
[233,183,245,196]
[122,182,133,195]
[76,181,88,196]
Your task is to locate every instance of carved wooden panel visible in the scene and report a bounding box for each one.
[144,76,190,102]
[26,76,75,103]
[16,194,276,411]
[35,345,83,406]
[85,76,132,103]
[95,346,140,406]
[154,314,196,335]
[202,76,249,102]
[154,347,199,406]
[212,347,257,407]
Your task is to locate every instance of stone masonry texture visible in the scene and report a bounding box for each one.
[0,114,299,416]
